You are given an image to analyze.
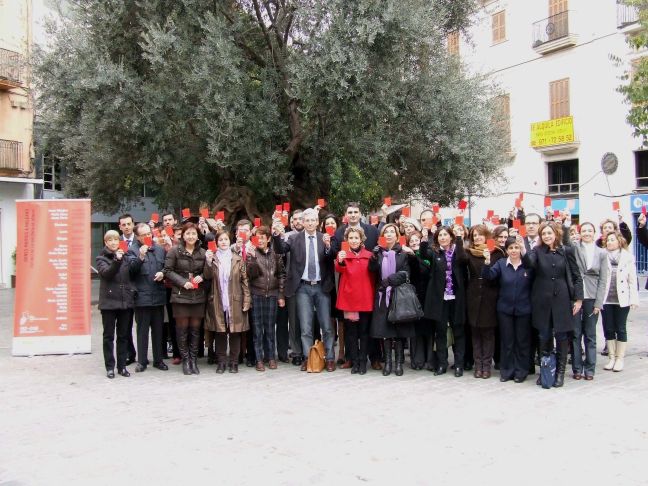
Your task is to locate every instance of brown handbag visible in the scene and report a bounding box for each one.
[306,340,326,373]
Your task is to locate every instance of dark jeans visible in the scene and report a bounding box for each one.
[601,304,629,342]
[251,294,278,361]
[276,303,289,359]
[344,312,371,364]
[287,295,302,358]
[498,312,531,380]
[296,282,333,361]
[101,309,130,371]
[215,332,242,365]
[135,305,165,365]
[127,308,136,361]
[434,299,464,369]
[471,326,495,372]
[572,299,598,375]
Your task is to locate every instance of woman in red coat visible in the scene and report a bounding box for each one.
[336,226,376,374]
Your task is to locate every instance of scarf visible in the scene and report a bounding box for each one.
[607,249,621,266]
[468,243,487,258]
[216,248,233,323]
[443,244,455,296]
[378,249,397,307]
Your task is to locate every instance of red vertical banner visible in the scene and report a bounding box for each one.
[13,200,92,356]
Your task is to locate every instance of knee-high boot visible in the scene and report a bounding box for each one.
[382,339,393,376]
[554,340,569,387]
[189,327,201,375]
[394,339,404,376]
[177,327,191,375]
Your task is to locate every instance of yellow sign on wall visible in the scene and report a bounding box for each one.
[530,116,574,148]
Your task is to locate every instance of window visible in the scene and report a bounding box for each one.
[493,94,511,151]
[550,78,570,119]
[492,11,506,44]
[547,159,578,194]
[43,159,62,191]
[447,31,459,55]
[635,150,648,188]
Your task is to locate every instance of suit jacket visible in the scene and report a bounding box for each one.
[572,241,610,308]
[273,231,334,297]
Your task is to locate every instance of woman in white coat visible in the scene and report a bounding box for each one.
[601,231,639,372]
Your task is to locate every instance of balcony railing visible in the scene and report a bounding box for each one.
[532,11,572,47]
[0,139,24,170]
[617,1,640,28]
[548,182,579,195]
[0,48,24,89]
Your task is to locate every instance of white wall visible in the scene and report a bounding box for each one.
[0,181,35,288]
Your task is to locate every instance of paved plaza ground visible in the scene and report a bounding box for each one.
[1,282,647,485]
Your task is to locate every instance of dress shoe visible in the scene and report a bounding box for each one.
[434,367,447,376]
[268,359,278,370]
[482,370,491,379]
[464,364,473,371]
[371,361,383,371]
[106,370,115,379]
[125,358,135,366]
[118,368,130,377]
[153,361,168,371]
[172,357,182,365]
[454,367,464,377]
[326,360,336,372]
[341,360,352,369]
[135,363,147,373]
[514,376,526,383]
[351,363,359,374]
[573,372,582,380]
[245,359,255,368]
[300,362,308,371]
[500,376,511,382]
[230,363,239,373]
[292,356,303,366]
[474,370,483,378]
[359,361,367,375]
[584,374,594,381]
[278,355,289,363]
[216,363,226,374]
[256,361,266,372]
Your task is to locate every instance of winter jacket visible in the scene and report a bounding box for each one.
[96,247,135,310]
[163,244,208,304]
[246,247,286,299]
[127,241,167,307]
[335,247,375,312]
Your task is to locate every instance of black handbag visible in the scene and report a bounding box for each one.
[387,280,424,324]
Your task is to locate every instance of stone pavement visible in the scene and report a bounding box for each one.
[0,283,647,485]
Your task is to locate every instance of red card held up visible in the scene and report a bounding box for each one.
[208,241,216,252]
[486,239,496,251]
[250,236,259,248]
[237,230,248,241]
[399,236,406,247]
[143,236,153,247]
[455,215,464,225]
[432,215,439,226]
[401,206,411,217]
[118,241,128,252]
[151,212,159,223]
[342,216,349,225]
[317,198,326,207]
[458,199,468,210]
[379,236,387,248]
[281,215,288,227]
[513,219,521,229]
[200,208,209,219]
[275,204,283,213]
[254,217,261,227]
[432,203,440,213]
[519,192,524,201]
[486,209,494,219]
[165,226,174,237]
[370,215,379,225]
[384,197,392,207]
[215,211,225,221]
[544,196,552,208]
[191,278,199,289]
[515,199,522,209]
[341,242,350,252]
[491,216,500,225]
[325,226,335,236]
[553,209,560,218]
[612,201,620,211]
[643,205,647,216]
[283,202,291,212]
[519,226,527,237]
[182,208,190,218]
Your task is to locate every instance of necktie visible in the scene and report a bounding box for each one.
[127,238,132,248]
[308,236,316,281]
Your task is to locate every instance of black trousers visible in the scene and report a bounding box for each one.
[498,313,531,380]
[102,309,131,371]
[276,304,289,359]
[164,287,180,358]
[135,305,165,365]
[344,312,371,364]
[434,299,464,369]
[127,308,137,361]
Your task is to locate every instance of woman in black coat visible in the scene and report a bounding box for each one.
[522,221,583,387]
[96,230,135,379]
[369,223,412,377]
[420,226,468,377]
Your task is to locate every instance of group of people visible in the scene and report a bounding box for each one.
[96,200,642,388]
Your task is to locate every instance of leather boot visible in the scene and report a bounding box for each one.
[177,327,191,376]
[189,327,201,375]
[553,340,568,387]
[382,339,393,376]
[394,339,404,376]
[604,340,617,370]
[613,341,626,372]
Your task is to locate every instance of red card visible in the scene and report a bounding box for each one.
[254,217,261,228]
[399,236,406,246]
[612,201,620,211]
[455,215,464,225]
[432,215,439,226]
[486,209,494,219]
[491,216,500,225]
[151,212,159,223]
[513,219,521,229]
[515,199,521,209]
[182,208,190,218]
[519,226,527,237]
[643,205,647,216]
[370,215,379,225]
[379,236,387,247]
[486,239,496,251]
[384,197,392,207]
[237,230,248,241]
[325,226,335,236]
[275,205,283,213]
[118,241,128,252]
[281,215,288,227]
[165,226,174,237]
[519,192,524,201]
[341,242,350,252]
[432,203,440,213]
[250,235,259,248]
[200,208,209,219]
[215,211,225,221]
[283,202,291,212]
[553,209,560,218]
[317,198,326,207]
[544,196,552,208]
[143,236,153,247]
[208,241,216,251]
[458,199,467,210]
[402,206,411,217]
[191,278,199,289]
[342,216,349,224]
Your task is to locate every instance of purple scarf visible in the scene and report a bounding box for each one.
[443,244,455,296]
[379,249,397,307]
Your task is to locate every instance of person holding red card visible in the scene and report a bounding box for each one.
[246,226,286,372]
[126,223,169,373]
[96,230,136,379]
[118,213,137,364]
[335,227,375,375]
[163,223,208,376]
[230,219,256,366]
[369,223,414,377]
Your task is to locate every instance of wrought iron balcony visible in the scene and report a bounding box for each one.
[0,139,24,171]
[532,11,577,54]
[0,48,24,89]
[617,1,640,29]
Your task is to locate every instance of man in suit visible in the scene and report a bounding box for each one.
[522,212,542,252]
[273,208,336,371]
[118,213,137,364]
[331,202,379,253]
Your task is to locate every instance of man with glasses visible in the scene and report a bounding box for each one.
[522,213,542,252]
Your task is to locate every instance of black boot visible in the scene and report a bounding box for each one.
[394,339,404,376]
[554,340,568,388]
[177,327,191,376]
[189,327,201,375]
[382,339,393,376]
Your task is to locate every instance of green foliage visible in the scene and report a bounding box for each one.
[34,0,507,216]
